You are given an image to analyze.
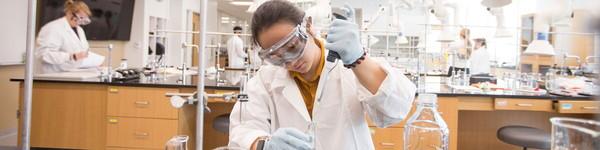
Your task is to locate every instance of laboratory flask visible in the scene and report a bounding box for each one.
[550,117,600,150]
[165,135,189,150]
[404,93,449,150]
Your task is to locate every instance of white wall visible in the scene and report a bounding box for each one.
[0,0,27,65]
[162,0,218,67]
[124,0,146,67]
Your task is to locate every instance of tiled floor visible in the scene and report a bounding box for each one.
[0,129,17,150]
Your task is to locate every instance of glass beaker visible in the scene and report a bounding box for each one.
[165,135,189,150]
[550,117,600,150]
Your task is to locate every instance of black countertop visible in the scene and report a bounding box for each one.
[11,71,242,90]
[418,77,595,100]
[10,73,596,100]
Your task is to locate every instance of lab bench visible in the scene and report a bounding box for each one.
[11,76,598,150]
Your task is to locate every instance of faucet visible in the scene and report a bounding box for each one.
[181,43,199,83]
[214,43,226,84]
[91,44,113,82]
[585,56,599,64]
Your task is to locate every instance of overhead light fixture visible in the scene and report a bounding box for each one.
[230,1,253,6]
[221,20,230,24]
[524,33,556,56]
[487,7,512,38]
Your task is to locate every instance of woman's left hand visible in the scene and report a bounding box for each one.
[325,4,364,65]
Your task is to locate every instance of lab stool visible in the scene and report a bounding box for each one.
[213,114,230,133]
[497,125,551,150]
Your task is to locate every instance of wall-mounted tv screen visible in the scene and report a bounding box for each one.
[37,0,135,41]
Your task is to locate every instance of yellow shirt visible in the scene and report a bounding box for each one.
[290,39,326,117]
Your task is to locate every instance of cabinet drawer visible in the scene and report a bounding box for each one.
[371,127,404,150]
[108,86,178,119]
[106,117,178,149]
[557,101,600,114]
[494,99,553,112]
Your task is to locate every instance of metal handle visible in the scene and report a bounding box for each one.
[516,103,533,107]
[582,106,599,110]
[134,101,149,105]
[134,132,149,137]
[165,92,195,98]
[380,142,395,146]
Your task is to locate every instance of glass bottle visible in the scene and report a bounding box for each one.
[165,135,188,150]
[404,94,449,150]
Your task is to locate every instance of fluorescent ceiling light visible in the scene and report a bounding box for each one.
[221,20,230,24]
[221,17,230,20]
[230,1,253,6]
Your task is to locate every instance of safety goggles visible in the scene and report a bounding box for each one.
[258,25,308,66]
[73,13,91,26]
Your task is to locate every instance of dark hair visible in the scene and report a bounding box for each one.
[474,38,487,48]
[233,26,242,31]
[251,0,305,46]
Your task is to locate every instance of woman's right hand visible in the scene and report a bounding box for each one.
[72,51,88,61]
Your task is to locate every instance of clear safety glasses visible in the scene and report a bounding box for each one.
[258,25,308,66]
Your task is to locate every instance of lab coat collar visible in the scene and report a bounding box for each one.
[269,50,341,122]
[61,17,85,48]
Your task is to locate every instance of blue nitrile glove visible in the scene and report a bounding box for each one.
[325,4,364,65]
[264,128,313,150]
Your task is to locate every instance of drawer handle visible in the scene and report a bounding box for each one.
[516,103,533,107]
[135,101,150,105]
[109,88,119,93]
[134,132,149,137]
[582,106,599,110]
[380,142,395,146]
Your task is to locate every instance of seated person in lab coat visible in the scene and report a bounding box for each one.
[226,26,248,85]
[35,0,102,74]
[447,28,472,76]
[228,1,416,150]
[468,38,491,75]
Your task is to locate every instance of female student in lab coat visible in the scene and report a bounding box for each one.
[468,38,491,75]
[35,0,96,73]
[228,1,416,150]
[447,28,472,76]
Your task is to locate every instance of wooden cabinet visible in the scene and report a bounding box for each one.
[367,97,458,150]
[494,98,553,112]
[106,86,180,149]
[106,117,178,149]
[557,101,600,114]
[19,83,107,150]
[107,86,179,119]
[371,127,404,150]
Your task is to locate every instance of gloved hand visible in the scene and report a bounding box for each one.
[325,4,364,65]
[264,128,313,150]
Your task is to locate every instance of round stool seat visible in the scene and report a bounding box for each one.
[497,125,551,149]
[213,114,230,133]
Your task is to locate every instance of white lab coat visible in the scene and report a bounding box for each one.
[228,52,417,150]
[448,39,469,68]
[248,47,263,69]
[468,47,491,75]
[226,35,247,85]
[34,17,90,74]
